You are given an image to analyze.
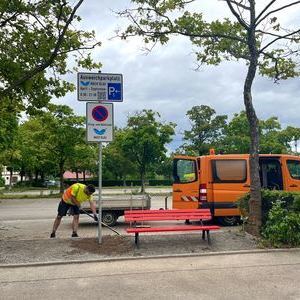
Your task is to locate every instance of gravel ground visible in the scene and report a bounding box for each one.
[0,228,259,265]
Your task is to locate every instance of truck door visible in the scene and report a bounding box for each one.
[211,159,249,217]
[281,157,300,191]
[173,157,199,209]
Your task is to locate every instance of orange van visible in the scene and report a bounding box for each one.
[172,153,300,225]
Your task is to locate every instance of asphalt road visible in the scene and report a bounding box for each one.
[1,250,299,299]
[0,195,172,240]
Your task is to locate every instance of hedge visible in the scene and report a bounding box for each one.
[238,189,300,225]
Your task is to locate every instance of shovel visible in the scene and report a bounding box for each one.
[80,208,121,236]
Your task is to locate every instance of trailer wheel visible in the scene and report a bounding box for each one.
[102,211,117,227]
[218,216,240,226]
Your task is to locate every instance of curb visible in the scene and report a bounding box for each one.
[1,247,299,268]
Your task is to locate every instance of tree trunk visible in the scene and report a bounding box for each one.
[76,169,79,182]
[140,171,145,193]
[59,161,65,194]
[244,11,262,236]
[9,169,13,190]
[35,170,39,182]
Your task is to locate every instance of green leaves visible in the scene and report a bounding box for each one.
[0,0,101,112]
[182,105,227,155]
[121,109,176,191]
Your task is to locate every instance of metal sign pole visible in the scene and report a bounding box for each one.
[98,142,103,244]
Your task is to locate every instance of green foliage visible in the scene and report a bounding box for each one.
[103,128,137,180]
[121,1,300,80]
[0,0,101,154]
[122,109,176,191]
[0,0,101,110]
[181,105,227,155]
[180,108,296,155]
[0,176,5,187]
[238,190,300,225]
[262,200,300,247]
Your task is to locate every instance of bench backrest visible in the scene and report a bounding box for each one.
[124,209,212,222]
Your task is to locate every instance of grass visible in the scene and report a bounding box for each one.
[0,193,61,199]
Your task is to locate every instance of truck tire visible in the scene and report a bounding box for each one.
[218,216,240,226]
[102,211,117,227]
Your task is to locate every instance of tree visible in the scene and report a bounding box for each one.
[0,0,100,106]
[122,109,176,192]
[17,118,57,182]
[221,112,288,154]
[103,128,137,183]
[0,0,101,155]
[260,117,287,154]
[182,105,227,155]
[35,104,85,192]
[280,126,300,153]
[68,144,98,181]
[120,0,300,235]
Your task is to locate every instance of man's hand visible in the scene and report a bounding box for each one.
[93,214,99,222]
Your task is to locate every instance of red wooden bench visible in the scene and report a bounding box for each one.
[124,209,220,247]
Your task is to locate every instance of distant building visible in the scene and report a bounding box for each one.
[1,166,21,185]
[63,171,93,181]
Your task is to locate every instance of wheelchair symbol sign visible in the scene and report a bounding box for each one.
[108,83,122,101]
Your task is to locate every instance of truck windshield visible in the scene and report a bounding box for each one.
[173,159,197,183]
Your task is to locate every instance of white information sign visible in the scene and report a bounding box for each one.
[86,102,114,142]
[78,73,123,102]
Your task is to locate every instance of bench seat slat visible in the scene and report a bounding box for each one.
[125,209,211,214]
[127,225,220,233]
[125,216,211,221]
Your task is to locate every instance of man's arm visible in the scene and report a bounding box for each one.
[70,195,81,207]
[89,200,97,215]
[89,200,98,221]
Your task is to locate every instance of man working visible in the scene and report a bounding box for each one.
[50,183,98,238]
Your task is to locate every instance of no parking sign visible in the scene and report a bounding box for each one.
[86,103,113,142]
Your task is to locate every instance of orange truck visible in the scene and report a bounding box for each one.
[172,153,300,225]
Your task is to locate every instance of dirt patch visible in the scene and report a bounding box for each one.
[0,228,260,265]
[70,236,132,256]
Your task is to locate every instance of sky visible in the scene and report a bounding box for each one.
[55,0,300,151]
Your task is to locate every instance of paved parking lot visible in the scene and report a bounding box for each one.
[0,195,172,240]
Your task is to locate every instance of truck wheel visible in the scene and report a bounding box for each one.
[102,211,117,227]
[218,216,239,226]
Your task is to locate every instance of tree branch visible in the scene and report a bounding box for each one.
[256,1,300,27]
[256,29,300,41]
[0,0,84,97]
[259,29,300,53]
[0,12,20,28]
[120,9,247,45]
[227,0,250,10]
[255,0,277,25]
[225,0,249,30]
[56,42,101,56]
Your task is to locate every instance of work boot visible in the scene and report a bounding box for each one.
[50,232,56,238]
[71,232,79,238]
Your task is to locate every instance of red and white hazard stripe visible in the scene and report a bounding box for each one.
[181,195,199,202]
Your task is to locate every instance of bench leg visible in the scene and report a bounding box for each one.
[135,232,140,248]
[207,230,211,245]
[202,230,206,240]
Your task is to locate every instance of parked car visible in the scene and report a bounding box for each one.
[44,180,58,187]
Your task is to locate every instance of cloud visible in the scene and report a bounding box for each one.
[54,0,300,151]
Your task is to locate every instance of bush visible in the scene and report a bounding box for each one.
[238,190,299,225]
[262,200,300,247]
[0,177,4,187]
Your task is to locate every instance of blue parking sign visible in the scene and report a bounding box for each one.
[108,83,122,101]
